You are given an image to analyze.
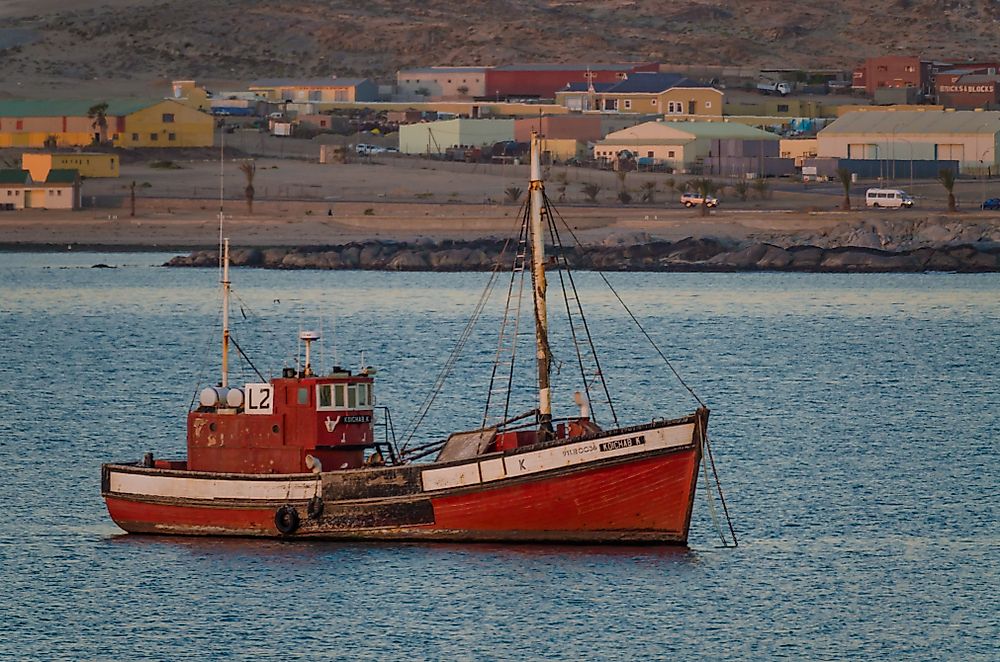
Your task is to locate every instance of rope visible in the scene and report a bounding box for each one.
[705,427,739,547]
[547,204,706,409]
[400,209,524,451]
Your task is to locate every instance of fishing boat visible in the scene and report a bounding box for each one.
[102,134,733,544]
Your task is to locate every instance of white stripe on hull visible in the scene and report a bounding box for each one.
[421,423,694,492]
[109,472,319,501]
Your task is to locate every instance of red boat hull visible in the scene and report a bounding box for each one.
[103,414,705,544]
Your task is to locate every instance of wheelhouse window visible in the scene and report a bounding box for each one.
[317,382,371,410]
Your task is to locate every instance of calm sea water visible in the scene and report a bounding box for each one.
[0,253,996,660]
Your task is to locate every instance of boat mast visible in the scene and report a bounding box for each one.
[529,132,553,438]
[221,239,230,388]
[219,125,230,389]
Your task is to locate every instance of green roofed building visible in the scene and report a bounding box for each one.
[0,168,80,210]
[594,120,781,172]
[0,98,213,148]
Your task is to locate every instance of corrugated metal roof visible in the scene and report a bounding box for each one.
[494,63,651,72]
[249,78,368,88]
[821,110,1000,135]
[562,73,715,94]
[599,121,778,144]
[0,169,30,184]
[45,169,78,183]
[0,99,160,118]
[660,121,778,139]
[607,73,712,93]
[398,67,490,74]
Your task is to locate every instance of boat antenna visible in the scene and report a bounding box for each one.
[529,132,553,440]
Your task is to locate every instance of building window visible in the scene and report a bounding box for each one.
[150,133,158,141]
[904,65,915,72]
[651,99,657,106]
[131,133,139,141]
[705,101,712,109]
[623,99,632,110]
[777,104,789,112]
[647,151,654,158]
[168,133,176,141]
[162,113,175,123]
[668,150,675,158]
[16,120,23,130]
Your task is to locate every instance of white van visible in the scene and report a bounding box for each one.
[865,188,914,208]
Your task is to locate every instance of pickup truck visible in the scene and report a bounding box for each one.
[680,192,719,208]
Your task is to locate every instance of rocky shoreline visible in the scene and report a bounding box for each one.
[165,237,1000,273]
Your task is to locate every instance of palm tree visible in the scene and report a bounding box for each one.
[639,181,657,204]
[689,178,718,216]
[504,186,523,204]
[239,161,256,214]
[836,167,853,211]
[938,168,956,212]
[733,179,750,202]
[87,102,109,145]
[581,182,602,203]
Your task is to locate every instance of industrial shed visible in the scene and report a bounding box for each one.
[817,110,1000,174]
[398,119,514,155]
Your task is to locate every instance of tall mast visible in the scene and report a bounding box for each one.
[221,239,231,388]
[529,133,552,437]
[219,124,230,388]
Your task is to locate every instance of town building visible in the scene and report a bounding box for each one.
[0,99,214,148]
[816,109,1000,174]
[934,70,1000,110]
[398,118,515,154]
[22,152,119,180]
[593,120,781,173]
[852,56,934,97]
[248,78,378,103]
[555,73,723,117]
[513,115,603,143]
[0,168,81,210]
[485,63,659,100]
[396,67,489,101]
[170,80,212,113]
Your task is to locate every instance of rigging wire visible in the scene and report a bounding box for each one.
[399,210,525,451]
[547,203,706,409]
[543,193,619,428]
[482,210,529,428]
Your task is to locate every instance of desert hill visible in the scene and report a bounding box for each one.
[0,0,998,97]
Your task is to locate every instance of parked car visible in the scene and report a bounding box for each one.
[355,144,386,155]
[680,191,719,208]
[981,198,1000,210]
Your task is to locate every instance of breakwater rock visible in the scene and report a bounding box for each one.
[165,237,1000,272]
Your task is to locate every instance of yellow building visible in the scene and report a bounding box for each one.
[171,80,212,113]
[540,138,588,162]
[22,152,119,180]
[0,99,213,148]
[779,138,819,166]
[249,78,378,103]
[556,72,723,118]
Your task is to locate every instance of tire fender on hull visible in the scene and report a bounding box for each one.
[275,505,300,535]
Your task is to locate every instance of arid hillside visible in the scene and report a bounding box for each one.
[1,0,998,96]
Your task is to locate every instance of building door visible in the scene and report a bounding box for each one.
[688,100,696,114]
[24,190,38,208]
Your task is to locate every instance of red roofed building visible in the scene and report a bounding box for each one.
[484,63,659,100]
